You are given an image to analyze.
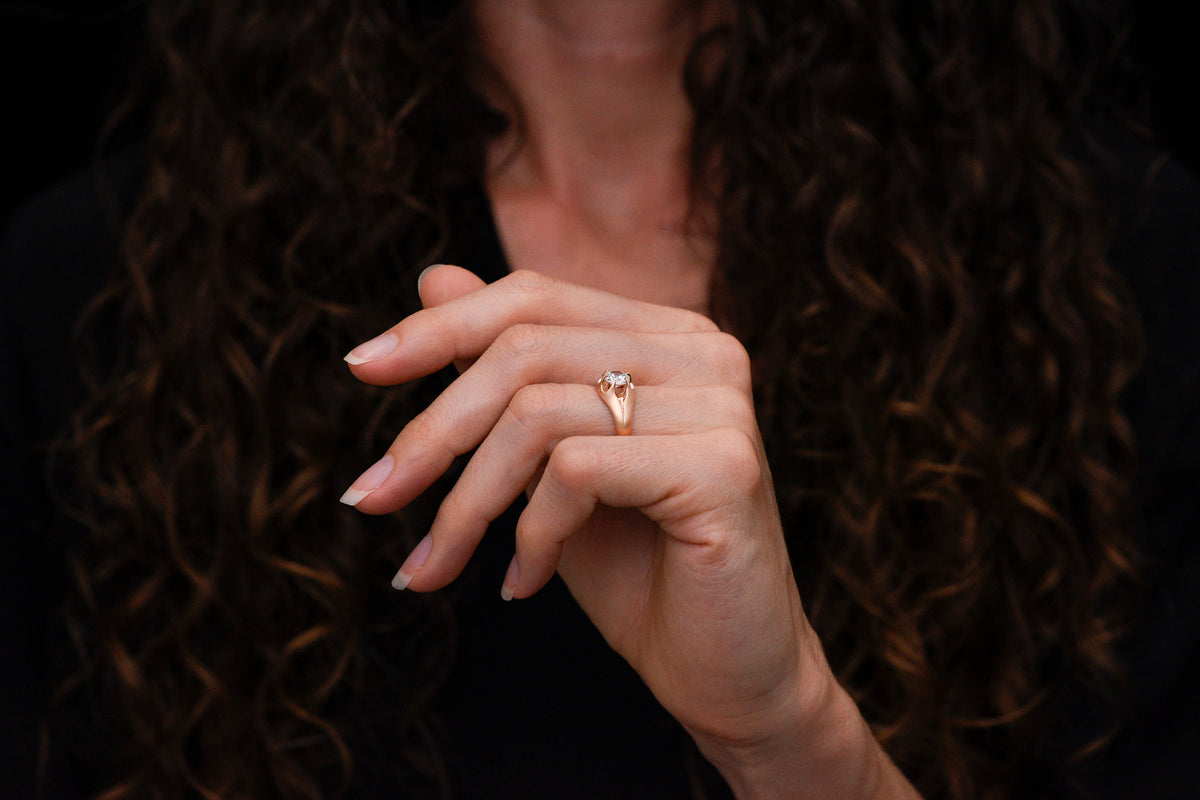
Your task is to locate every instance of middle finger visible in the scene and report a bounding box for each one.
[401,382,756,590]
[346,323,751,515]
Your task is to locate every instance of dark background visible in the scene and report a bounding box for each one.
[2,0,144,223]
[2,0,1197,225]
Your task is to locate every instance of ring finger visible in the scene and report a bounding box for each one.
[346,324,751,515]
[394,381,757,592]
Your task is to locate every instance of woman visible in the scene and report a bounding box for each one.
[3,0,1197,798]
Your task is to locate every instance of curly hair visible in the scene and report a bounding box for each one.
[47,1,1145,798]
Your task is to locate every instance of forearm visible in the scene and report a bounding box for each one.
[694,669,922,800]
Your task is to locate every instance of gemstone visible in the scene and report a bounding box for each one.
[602,371,631,388]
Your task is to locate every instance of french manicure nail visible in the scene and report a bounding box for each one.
[392,533,433,590]
[344,332,398,365]
[417,263,445,294]
[339,454,394,506]
[500,555,519,602]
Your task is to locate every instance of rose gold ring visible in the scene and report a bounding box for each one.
[596,370,635,436]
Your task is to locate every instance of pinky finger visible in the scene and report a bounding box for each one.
[506,428,765,599]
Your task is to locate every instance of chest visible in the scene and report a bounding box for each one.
[487,188,716,316]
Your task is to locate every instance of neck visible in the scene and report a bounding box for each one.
[472,0,722,206]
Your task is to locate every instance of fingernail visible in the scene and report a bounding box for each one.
[500,554,519,602]
[392,533,433,590]
[344,332,398,365]
[339,454,394,506]
[417,264,444,294]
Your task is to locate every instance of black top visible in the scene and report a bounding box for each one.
[2,129,1198,798]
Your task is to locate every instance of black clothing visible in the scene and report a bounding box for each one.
[0,153,723,799]
[3,130,1198,798]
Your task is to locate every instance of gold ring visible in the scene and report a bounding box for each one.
[596,371,635,436]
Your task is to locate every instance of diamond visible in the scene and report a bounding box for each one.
[602,371,631,388]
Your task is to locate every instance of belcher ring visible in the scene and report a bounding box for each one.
[596,370,635,436]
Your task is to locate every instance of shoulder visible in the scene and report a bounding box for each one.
[1079,121,1200,488]
[0,148,143,440]
[1,148,142,329]
[1085,119,1200,366]
[1074,121,1200,799]
[0,151,144,797]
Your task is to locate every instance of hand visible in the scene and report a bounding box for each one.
[342,265,919,799]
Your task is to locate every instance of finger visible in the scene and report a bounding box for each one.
[417,263,488,308]
[345,267,719,384]
[345,325,752,515]
[508,427,769,599]
[417,264,490,373]
[399,383,755,592]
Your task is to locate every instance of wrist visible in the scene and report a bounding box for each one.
[691,653,919,800]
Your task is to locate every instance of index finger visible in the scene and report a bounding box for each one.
[345,266,719,385]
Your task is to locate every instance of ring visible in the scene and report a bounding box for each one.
[596,370,635,436]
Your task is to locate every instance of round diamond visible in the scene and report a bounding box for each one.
[602,371,631,387]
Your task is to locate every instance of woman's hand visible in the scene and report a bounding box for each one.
[342,265,919,800]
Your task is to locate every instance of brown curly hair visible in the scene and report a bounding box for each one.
[46,1,1145,798]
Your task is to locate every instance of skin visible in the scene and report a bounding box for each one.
[472,0,717,312]
[341,1,925,797]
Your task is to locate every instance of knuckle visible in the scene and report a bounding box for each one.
[495,322,550,360]
[506,383,565,436]
[435,486,473,530]
[705,331,753,389]
[403,408,444,445]
[506,268,558,297]
[545,437,600,493]
[398,409,459,468]
[680,308,721,333]
[513,517,540,555]
[710,384,757,429]
[707,427,764,492]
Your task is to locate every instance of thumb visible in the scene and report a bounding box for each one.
[417,263,490,374]
[418,263,488,309]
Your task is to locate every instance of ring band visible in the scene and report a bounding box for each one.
[596,370,635,436]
